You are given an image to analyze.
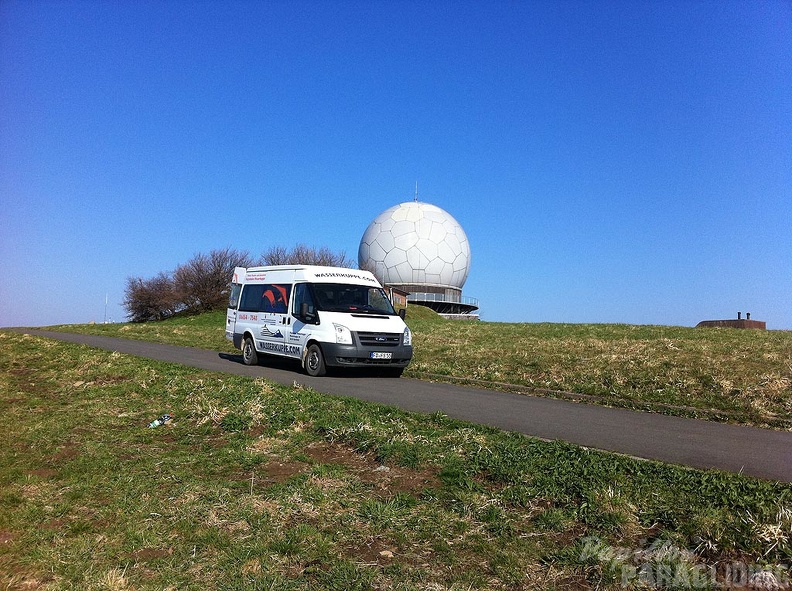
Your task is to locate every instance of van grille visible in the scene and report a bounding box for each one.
[356,332,401,347]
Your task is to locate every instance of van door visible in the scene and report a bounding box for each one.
[286,282,316,355]
[258,284,298,358]
[225,282,242,343]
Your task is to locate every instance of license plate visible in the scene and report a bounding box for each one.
[370,352,392,360]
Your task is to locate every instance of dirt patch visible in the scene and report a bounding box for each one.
[248,425,267,439]
[541,572,591,591]
[305,441,371,467]
[6,379,39,395]
[0,572,56,591]
[362,466,440,497]
[92,375,131,386]
[127,547,174,562]
[0,531,56,590]
[305,441,440,497]
[41,518,67,531]
[1,397,26,405]
[51,442,80,463]
[232,441,439,495]
[344,537,398,565]
[204,433,228,448]
[27,468,57,479]
[284,558,325,579]
[263,460,307,484]
[229,460,308,491]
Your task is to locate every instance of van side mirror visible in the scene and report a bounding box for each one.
[398,308,406,320]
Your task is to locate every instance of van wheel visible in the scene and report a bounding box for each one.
[242,336,259,366]
[305,344,326,377]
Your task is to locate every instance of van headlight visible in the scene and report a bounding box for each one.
[403,326,412,346]
[333,323,353,345]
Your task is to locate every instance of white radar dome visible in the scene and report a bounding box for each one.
[358,201,471,289]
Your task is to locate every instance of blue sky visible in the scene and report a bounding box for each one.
[1,0,790,329]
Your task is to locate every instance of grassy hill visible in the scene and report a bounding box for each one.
[48,306,792,428]
[1,328,792,590]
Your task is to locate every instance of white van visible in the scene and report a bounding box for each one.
[226,265,413,376]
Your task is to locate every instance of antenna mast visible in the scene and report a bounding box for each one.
[414,181,419,202]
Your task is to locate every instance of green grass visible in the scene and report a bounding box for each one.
[48,306,792,428]
[1,331,792,590]
[408,315,792,428]
[48,309,236,352]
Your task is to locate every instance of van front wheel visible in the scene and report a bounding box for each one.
[242,336,259,366]
[305,344,326,377]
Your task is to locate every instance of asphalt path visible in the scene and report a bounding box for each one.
[12,329,792,482]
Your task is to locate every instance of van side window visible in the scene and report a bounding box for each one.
[261,284,291,313]
[239,284,291,313]
[292,283,316,316]
[239,285,265,312]
[228,284,242,309]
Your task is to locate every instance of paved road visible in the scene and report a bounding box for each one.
[12,329,792,482]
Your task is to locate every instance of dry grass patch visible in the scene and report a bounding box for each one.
[408,319,792,428]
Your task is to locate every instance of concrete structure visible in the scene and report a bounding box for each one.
[358,200,479,317]
[696,312,766,330]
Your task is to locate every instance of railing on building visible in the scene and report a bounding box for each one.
[407,292,479,308]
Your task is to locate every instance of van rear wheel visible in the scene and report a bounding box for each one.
[242,336,259,366]
[305,344,326,377]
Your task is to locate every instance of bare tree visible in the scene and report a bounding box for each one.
[259,244,352,267]
[123,247,253,321]
[122,272,181,322]
[174,247,253,313]
[259,245,290,266]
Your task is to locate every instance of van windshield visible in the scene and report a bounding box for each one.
[312,283,396,315]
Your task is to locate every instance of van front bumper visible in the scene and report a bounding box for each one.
[322,343,413,369]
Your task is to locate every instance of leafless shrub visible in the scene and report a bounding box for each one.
[174,248,254,314]
[123,247,253,321]
[259,244,352,267]
[122,272,181,322]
